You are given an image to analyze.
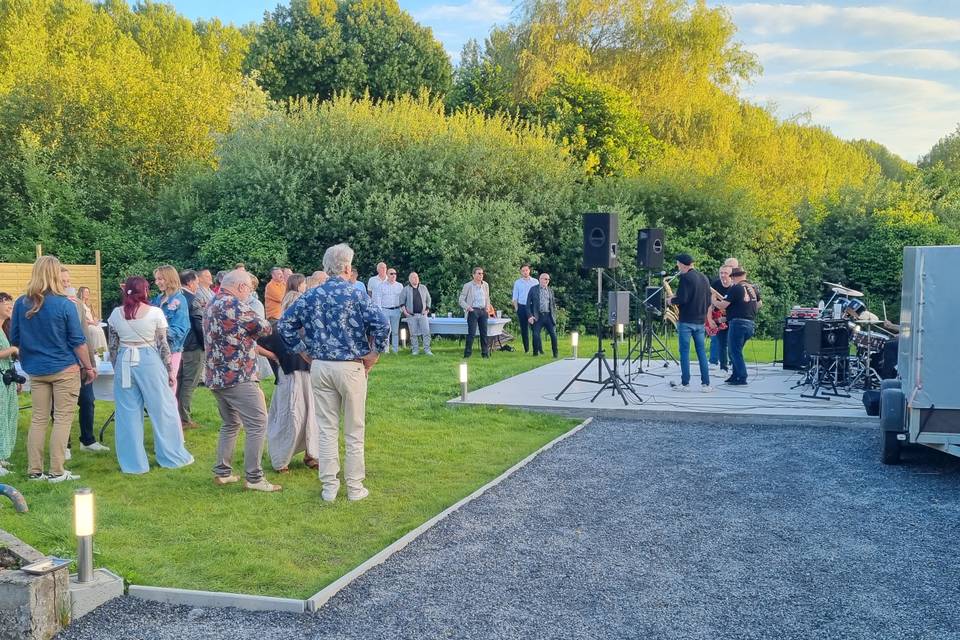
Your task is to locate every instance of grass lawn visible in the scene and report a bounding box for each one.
[0,330,778,598]
[0,338,579,598]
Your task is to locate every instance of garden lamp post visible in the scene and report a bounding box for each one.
[74,488,95,583]
[459,363,469,401]
[570,332,579,360]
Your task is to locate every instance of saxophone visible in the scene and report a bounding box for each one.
[661,276,680,328]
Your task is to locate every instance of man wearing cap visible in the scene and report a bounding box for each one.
[713,267,758,385]
[667,253,713,392]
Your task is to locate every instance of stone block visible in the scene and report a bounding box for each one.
[69,569,124,620]
[0,530,70,640]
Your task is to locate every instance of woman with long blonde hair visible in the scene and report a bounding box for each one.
[9,255,96,482]
[151,265,190,397]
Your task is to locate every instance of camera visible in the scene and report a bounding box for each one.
[1,368,26,386]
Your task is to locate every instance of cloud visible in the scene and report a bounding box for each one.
[750,72,960,160]
[728,3,960,44]
[414,0,513,24]
[748,43,960,71]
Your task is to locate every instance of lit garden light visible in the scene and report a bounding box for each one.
[400,327,407,349]
[616,324,624,343]
[459,362,469,401]
[74,488,95,584]
[570,331,579,359]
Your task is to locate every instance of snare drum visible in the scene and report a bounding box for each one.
[853,330,888,352]
[844,298,867,318]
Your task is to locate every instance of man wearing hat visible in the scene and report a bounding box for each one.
[713,267,758,385]
[667,253,713,392]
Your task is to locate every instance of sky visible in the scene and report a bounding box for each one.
[170,1,960,162]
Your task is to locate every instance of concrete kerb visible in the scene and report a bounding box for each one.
[127,585,307,613]
[122,417,595,616]
[303,416,594,612]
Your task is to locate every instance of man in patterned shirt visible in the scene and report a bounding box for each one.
[278,243,390,502]
[203,270,281,493]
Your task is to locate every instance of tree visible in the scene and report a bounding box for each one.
[245,0,452,103]
[919,124,960,172]
[851,139,915,182]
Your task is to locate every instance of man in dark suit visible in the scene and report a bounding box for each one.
[177,270,206,429]
[526,273,559,358]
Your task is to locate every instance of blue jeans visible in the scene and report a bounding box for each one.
[383,308,402,352]
[677,322,709,386]
[728,319,755,382]
[709,328,729,370]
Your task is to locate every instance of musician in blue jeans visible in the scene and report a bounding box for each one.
[714,268,759,385]
[667,254,712,392]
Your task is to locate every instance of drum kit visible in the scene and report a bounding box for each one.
[796,282,897,396]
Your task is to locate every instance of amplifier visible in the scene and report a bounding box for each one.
[804,319,849,357]
[782,318,808,370]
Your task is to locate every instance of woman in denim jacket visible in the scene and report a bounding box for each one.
[151,265,190,395]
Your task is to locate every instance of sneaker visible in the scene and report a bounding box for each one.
[424,350,434,357]
[671,383,691,392]
[28,472,48,481]
[64,448,72,461]
[347,486,370,502]
[321,484,339,502]
[701,384,715,393]
[411,349,420,355]
[48,471,80,483]
[80,441,110,453]
[0,466,9,477]
[244,479,282,492]
[213,474,240,486]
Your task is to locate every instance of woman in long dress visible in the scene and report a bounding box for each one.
[108,277,193,474]
[76,286,108,355]
[265,274,319,472]
[0,292,20,476]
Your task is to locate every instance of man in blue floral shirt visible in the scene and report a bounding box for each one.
[203,270,281,493]
[278,243,389,502]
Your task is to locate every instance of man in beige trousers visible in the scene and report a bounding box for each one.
[277,243,390,502]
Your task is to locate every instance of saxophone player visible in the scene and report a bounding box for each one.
[666,254,713,392]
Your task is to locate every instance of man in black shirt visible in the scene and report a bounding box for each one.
[714,267,758,385]
[709,265,732,373]
[667,253,713,391]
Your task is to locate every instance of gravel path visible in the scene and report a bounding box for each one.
[59,418,960,640]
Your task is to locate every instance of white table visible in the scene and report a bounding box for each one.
[16,360,114,401]
[401,316,511,336]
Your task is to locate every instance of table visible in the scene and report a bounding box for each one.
[401,316,511,336]
[15,360,114,401]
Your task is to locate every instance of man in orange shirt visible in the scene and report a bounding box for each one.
[264,267,287,322]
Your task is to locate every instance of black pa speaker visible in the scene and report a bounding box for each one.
[782,318,808,370]
[645,286,663,314]
[637,228,664,270]
[804,319,849,357]
[583,213,619,269]
[608,291,630,326]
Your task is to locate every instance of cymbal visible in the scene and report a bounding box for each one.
[823,281,864,297]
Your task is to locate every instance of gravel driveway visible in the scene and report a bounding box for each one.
[58,418,960,640]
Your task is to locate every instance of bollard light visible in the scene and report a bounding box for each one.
[616,324,624,343]
[459,362,469,401]
[570,332,579,360]
[74,488,95,583]
[400,327,407,348]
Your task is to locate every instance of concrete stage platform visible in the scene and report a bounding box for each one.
[451,357,873,426]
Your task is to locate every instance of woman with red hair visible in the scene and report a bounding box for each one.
[107,277,193,474]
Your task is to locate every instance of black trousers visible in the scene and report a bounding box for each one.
[59,381,96,447]
[533,312,558,357]
[465,308,489,357]
[516,304,531,352]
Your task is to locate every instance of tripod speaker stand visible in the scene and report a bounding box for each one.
[555,269,642,406]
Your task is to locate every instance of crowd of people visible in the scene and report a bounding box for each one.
[0,250,561,499]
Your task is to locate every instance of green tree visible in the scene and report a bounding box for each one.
[919,124,960,171]
[245,0,452,103]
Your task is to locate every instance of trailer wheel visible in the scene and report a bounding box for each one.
[881,430,902,465]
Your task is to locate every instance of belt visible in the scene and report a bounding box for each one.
[384,306,400,310]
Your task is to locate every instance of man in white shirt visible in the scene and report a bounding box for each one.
[367,262,388,306]
[379,268,405,353]
[458,267,491,359]
[511,264,537,353]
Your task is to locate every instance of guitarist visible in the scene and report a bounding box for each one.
[713,267,758,385]
[666,253,713,392]
[708,265,732,373]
